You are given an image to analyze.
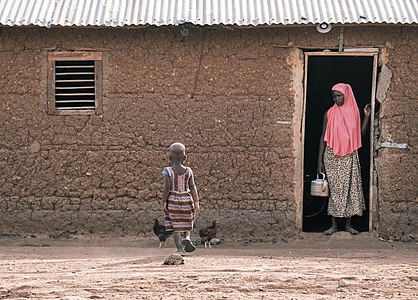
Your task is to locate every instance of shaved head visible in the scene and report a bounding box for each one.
[169,142,185,154]
[169,142,186,163]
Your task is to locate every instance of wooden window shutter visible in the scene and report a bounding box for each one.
[47,52,103,115]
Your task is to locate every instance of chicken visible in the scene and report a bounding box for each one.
[153,219,173,248]
[199,219,219,248]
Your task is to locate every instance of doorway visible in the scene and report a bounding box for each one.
[302,53,377,233]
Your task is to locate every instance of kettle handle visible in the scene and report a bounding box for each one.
[316,172,326,180]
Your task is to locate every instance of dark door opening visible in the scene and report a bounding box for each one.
[303,55,373,233]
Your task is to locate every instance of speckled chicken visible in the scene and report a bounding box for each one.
[199,219,219,248]
[153,219,173,248]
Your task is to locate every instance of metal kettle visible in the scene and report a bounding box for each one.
[310,172,329,197]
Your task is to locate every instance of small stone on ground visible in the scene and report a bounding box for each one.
[163,253,184,265]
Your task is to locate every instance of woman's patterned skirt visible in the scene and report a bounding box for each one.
[324,147,366,218]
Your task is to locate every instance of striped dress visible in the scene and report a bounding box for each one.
[163,167,195,232]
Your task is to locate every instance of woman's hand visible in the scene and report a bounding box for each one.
[363,103,371,118]
[317,161,325,176]
[361,103,372,138]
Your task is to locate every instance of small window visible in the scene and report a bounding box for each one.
[47,52,103,115]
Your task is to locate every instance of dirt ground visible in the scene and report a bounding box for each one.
[0,233,417,300]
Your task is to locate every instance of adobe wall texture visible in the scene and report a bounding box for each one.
[374,30,417,242]
[0,25,416,241]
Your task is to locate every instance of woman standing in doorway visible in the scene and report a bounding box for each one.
[317,83,371,235]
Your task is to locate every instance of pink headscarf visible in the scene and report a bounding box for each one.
[324,83,362,156]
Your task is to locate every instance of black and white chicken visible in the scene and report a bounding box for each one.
[153,219,173,248]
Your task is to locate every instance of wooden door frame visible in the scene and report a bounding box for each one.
[299,51,378,232]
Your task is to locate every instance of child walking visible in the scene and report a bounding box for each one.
[162,142,200,256]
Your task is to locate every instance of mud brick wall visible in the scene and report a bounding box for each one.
[0,26,297,240]
[373,26,418,241]
[0,26,416,240]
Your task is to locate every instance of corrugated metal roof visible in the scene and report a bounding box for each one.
[0,0,417,28]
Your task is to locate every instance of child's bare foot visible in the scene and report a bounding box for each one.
[323,227,338,235]
[345,226,359,235]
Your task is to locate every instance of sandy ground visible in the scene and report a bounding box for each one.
[0,233,417,300]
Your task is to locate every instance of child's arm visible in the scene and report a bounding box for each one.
[189,173,200,215]
[162,173,170,212]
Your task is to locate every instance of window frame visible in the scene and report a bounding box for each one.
[47,51,103,115]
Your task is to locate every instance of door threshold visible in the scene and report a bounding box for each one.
[300,231,378,241]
